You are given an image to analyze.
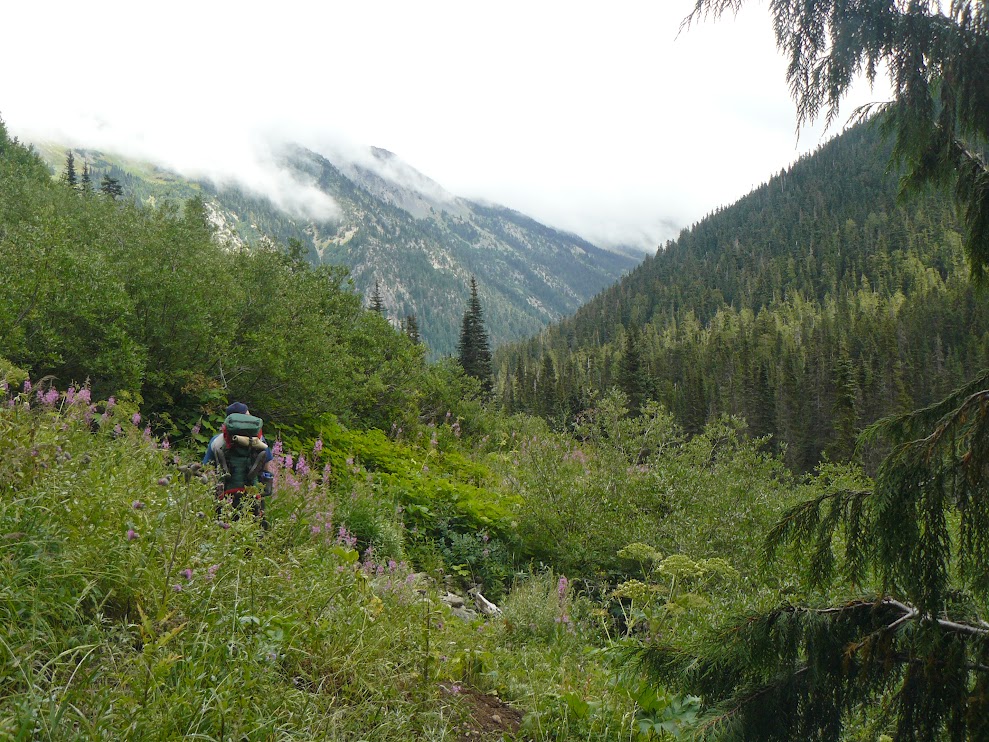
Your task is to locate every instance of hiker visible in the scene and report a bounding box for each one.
[203,402,274,526]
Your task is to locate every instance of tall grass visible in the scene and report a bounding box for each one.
[0,383,643,740]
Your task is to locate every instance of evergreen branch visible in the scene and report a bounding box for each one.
[859,371,989,449]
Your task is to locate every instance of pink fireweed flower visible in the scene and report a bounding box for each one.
[206,564,220,581]
[295,455,310,477]
[143,425,152,441]
[557,576,569,601]
[282,453,294,471]
[345,457,354,467]
[105,396,116,410]
[313,438,323,455]
[132,500,145,510]
[23,379,31,394]
[131,412,141,426]
[160,437,170,450]
[311,524,321,535]
[190,420,202,437]
[172,584,183,592]
[113,424,123,436]
[65,386,76,404]
[180,568,193,580]
[126,529,139,541]
[77,388,91,405]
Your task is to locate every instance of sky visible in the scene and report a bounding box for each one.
[1,0,889,252]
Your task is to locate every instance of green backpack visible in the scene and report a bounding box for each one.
[213,413,268,493]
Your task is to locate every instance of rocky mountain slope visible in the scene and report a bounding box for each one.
[31,140,639,355]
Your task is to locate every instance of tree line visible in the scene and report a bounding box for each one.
[495,124,989,471]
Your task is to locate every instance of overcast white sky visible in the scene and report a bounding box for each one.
[1,0,888,251]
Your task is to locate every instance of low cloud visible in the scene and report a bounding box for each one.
[14,114,340,225]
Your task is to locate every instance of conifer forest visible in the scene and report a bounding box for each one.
[2,2,989,739]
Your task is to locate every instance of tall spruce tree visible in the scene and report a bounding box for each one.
[62,151,77,189]
[617,327,649,415]
[457,276,492,393]
[630,3,989,738]
[99,173,123,199]
[401,313,421,344]
[369,280,385,315]
[80,161,92,192]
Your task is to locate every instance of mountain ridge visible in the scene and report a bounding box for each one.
[27,136,639,356]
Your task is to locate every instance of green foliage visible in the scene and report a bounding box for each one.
[458,276,493,394]
[0,131,433,437]
[498,124,989,471]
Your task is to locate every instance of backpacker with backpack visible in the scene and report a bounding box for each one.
[209,412,270,520]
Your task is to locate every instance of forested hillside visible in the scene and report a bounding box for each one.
[4,78,989,738]
[498,124,988,470]
[1,116,818,739]
[27,138,638,356]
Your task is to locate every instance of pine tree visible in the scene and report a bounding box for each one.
[617,328,649,415]
[99,174,123,199]
[629,3,989,737]
[80,161,92,192]
[457,276,492,393]
[62,151,77,189]
[401,314,421,344]
[685,0,989,283]
[369,280,385,315]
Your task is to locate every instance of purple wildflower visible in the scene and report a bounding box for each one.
[105,396,116,410]
[206,564,220,581]
[113,424,123,436]
[160,437,170,450]
[126,529,139,541]
[66,387,76,404]
[191,420,202,437]
[557,576,569,601]
[172,584,183,592]
[132,500,145,510]
[313,438,323,455]
[180,568,193,580]
[23,379,31,394]
[282,453,294,471]
[131,412,141,427]
[272,439,283,456]
[77,388,91,405]
[295,455,310,477]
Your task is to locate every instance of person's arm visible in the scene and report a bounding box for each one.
[202,434,219,466]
